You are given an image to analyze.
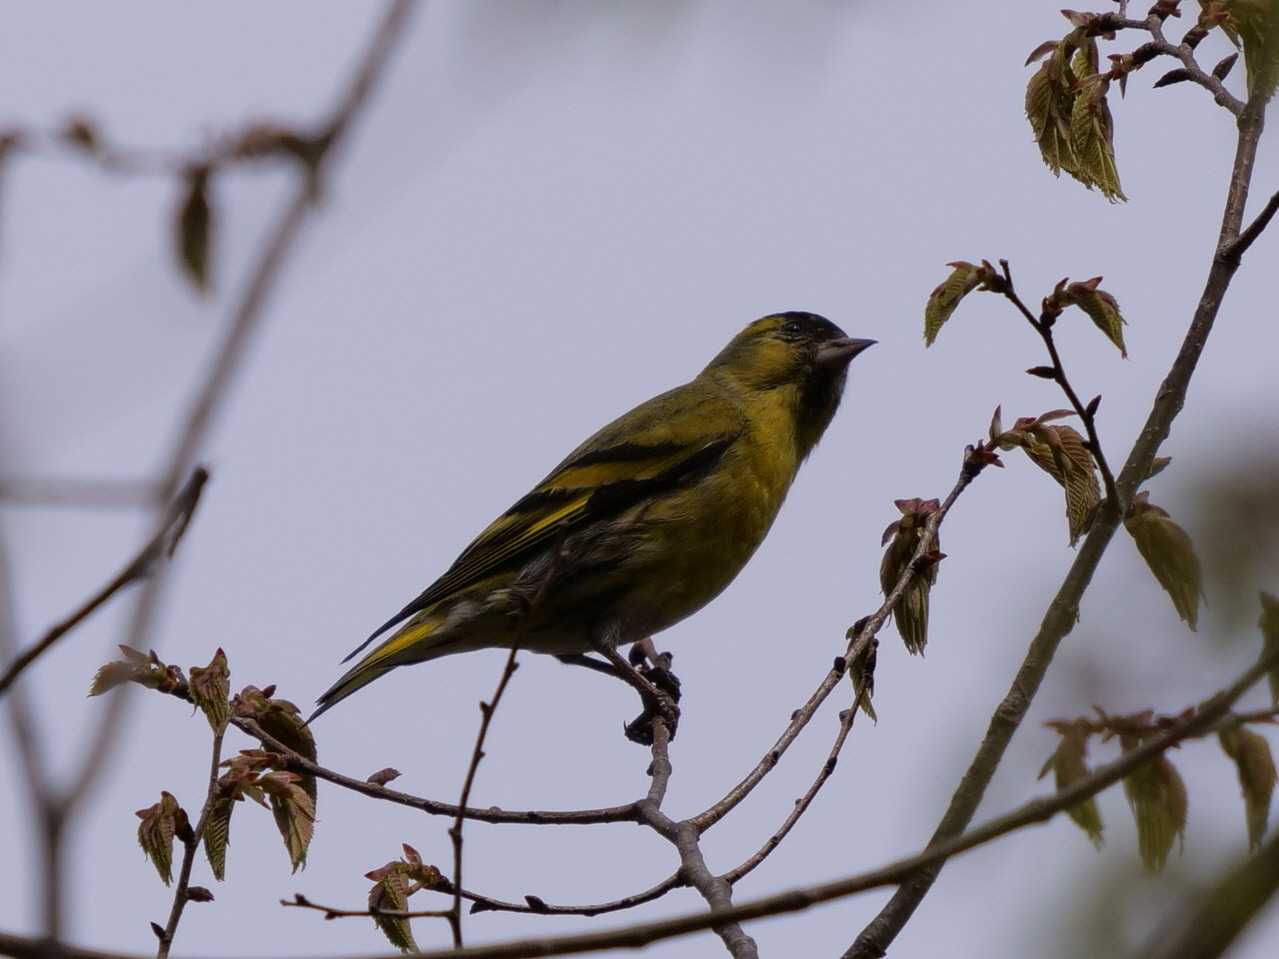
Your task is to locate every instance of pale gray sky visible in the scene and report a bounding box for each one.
[3,2,1277,957]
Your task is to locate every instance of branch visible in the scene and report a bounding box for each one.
[1223,188,1279,263]
[462,874,684,918]
[692,445,989,833]
[282,895,452,922]
[722,702,859,887]
[155,726,226,959]
[0,467,208,699]
[448,646,522,947]
[845,94,1269,959]
[1141,13,1246,117]
[2,645,1270,959]
[990,260,1120,510]
[1131,829,1279,959]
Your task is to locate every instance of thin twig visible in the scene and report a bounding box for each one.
[722,704,859,887]
[1142,13,1246,117]
[1,647,1270,959]
[156,726,226,959]
[692,446,988,833]
[0,467,209,699]
[844,91,1269,959]
[282,896,453,921]
[449,646,522,947]
[991,259,1120,510]
[462,874,684,918]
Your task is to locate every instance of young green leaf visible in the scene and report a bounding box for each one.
[1218,725,1277,848]
[188,648,230,732]
[203,797,233,881]
[880,498,941,655]
[136,791,185,885]
[233,686,318,807]
[1060,277,1128,356]
[1069,77,1125,202]
[1040,722,1104,846]
[924,262,984,346]
[1124,493,1204,630]
[258,771,315,873]
[366,863,418,953]
[1026,37,1085,179]
[1016,422,1102,545]
[1122,749,1188,871]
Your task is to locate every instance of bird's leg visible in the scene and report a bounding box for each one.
[589,638,681,745]
[554,653,626,681]
[628,639,682,705]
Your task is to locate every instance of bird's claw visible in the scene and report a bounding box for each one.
[623,654,682,745]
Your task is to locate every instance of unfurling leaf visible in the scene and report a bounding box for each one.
[1059,276,1128,356]
[1070,66,1124,202]
[88,661,138,697]
[924,262,985,346]
[203,797,233,881]
[136,791,187,885]
[1012,421,1102,545]
[232,686,318,807]
[1040,721,1104,846]
[880,498,941,655]
[1026,34,1084,179]
[1122,750,1188,871]
[258,771,315,872]
[89,646,182,697]
[188,648,230,732]
[1219,726,1277,848]
[1124,493,1204,630]
[1260,591,1279,704]
[367,863,418,953]
[176,166,213,293]
[847,638,879,722]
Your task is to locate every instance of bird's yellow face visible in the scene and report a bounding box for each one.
[704,311,876,459]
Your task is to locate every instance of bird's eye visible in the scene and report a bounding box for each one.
[779,320,803,339]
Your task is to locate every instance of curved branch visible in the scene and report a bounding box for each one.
[0,467,208,699]
[462,873,684,918]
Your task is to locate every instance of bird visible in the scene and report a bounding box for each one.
[311,312,874,722]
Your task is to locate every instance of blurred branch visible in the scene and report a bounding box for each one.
[155,726,226,959]
[844,84,1269,959]
[1132,831,1279,959]
[0,466,208,700]
[3,643,1272,959]
[0,476,162,509]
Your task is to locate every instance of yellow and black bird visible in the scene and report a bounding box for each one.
[311,313,874,721]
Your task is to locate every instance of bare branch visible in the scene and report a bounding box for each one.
[448,646,522,947]
[282,894,453,922]
[0,466,209,699]
[1223,188,1279,263]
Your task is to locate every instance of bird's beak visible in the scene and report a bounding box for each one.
[815,337,877,368]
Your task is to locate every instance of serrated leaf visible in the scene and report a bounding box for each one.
[1061,277,1128,356]
[924,262,983,346]
[880,499,941,654]
[368,867,417,953]
[1022,424,1102,545]
[203,797,233,881]
[1122,751,1188,871]
[1124,494,1204,629]
[1070,78,1126,202]
[1026,43,1081,179]
[188,648,230,732]
[259,771,315,873]
[1260,591,1279,704]
[1040,723,1104,846]
[136,791,183,885]
[176,167,213,293]
[1219,725,1276,848]
[87,661,136,697]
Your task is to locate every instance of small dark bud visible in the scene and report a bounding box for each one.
[1212,53,1239,81]
[1154,68,1193,88]
[525,895,549,913]
[365,767,401,787]
[1086,395,1102,417]
[186,886,215,903]
[260,684,277,698]
[824,757,838,774]
[150,923,167,943]
[1026,365,1058,380]
[832,656,847,675]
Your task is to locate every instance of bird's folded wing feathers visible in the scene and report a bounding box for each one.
[344,388,743,662]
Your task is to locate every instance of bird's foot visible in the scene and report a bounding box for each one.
[623,652,683,745]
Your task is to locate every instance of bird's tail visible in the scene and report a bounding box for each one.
[309,611,447,723]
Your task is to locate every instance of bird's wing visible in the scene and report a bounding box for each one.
[343,384,743,661]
